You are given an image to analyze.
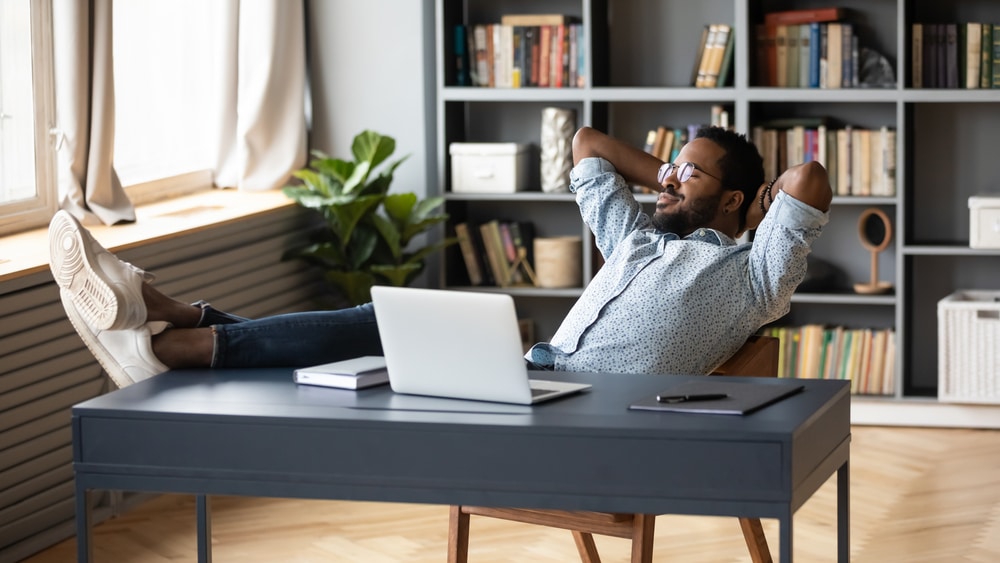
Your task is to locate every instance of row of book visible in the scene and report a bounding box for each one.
[755,7,876,88]
[691,24,735,88]
[912,22,1000,89]
[752,122,897,197]
[454,14,583,89]
[761,325,896,396]
[454,220,537,287]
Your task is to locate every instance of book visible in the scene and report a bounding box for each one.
[993,24,1000,88]
[454,25,468,86]
[704,24,732,88]
[775,24,789,87]
[798,24,812,88]
[629,379,805,416]
[695,24,721,87]
[912,23,923,88]
[500,13,579,27]
[826,22,842,88]
[764,7,845,27]
[717,28,736,87]
[982,24,993,89]
[691,25,710,86]
[454,222,484,286]
[945,23,959,89]
[293,355,389,390]
[786,24,799,87]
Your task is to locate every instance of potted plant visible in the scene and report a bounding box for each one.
[283,130,454,306]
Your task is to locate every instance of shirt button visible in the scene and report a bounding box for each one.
[697,229,705,236]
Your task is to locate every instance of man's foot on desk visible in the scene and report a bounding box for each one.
[59,291,169,388]
[48,210,168,387]
[48,210,151,331]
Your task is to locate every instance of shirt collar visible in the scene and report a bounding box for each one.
[683,227,733,246]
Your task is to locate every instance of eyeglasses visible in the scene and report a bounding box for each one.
[657,162,723,185]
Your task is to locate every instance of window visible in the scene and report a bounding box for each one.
[113,0,224,201]
[0,0,57,235]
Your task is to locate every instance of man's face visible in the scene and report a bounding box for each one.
[651,138,727,236]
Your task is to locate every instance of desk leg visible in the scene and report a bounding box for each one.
[838,460,850,563]
[780,508,793,562]
[196,495,212,563]
[75,487,92,563]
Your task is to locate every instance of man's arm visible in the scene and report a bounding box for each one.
[744,161,833,230]
[572,126,663,188]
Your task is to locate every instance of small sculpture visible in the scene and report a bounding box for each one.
[854,207,894,294]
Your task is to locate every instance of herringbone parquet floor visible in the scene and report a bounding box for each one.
[22,426,1000,562]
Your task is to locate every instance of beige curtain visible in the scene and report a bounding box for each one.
[214,0,308,191]
[52,0,134,225]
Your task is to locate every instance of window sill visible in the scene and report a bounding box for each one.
[0,189,297,284]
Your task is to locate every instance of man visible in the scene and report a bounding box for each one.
[49,126,831,388]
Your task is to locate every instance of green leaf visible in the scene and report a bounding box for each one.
[371,263,422,287]
[383,192,417,224]
[352,130,396,171]
[372,213,402,260]
[327,195,383,248]
[325,270,377,306]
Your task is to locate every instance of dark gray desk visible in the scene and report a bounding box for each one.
[72,370,851,562]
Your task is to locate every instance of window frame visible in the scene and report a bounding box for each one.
[0,0,57,236]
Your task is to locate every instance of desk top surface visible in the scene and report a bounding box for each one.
[74,369,849,442]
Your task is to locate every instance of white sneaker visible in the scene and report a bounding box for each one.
[48,210,150,330]
[59,288,168,388]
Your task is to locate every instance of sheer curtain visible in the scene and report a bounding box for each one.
[52,0,307,225]
[52,0,133,225]
[213,0,308,191]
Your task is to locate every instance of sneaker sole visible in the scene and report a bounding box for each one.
[59,289,137,389]
[49,212,121,331]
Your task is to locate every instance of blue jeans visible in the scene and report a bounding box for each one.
[195,301,383,368]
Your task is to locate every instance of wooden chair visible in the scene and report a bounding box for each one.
[447,334,780,563]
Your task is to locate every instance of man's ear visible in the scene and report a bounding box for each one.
[724,190,743,215]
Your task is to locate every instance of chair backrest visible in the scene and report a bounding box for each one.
[710,334,779,378]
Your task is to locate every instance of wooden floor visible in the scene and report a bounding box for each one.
[23,426,1000,562]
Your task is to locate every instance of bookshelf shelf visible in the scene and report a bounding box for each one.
[432,0,1000,427]
[791,293,897,306]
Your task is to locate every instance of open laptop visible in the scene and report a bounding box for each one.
[370,286,591,405]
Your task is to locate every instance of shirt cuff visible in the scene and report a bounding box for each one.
[770,189,829,230]
[569,157,619,192]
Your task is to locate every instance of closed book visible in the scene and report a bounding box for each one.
[717,28,736,87]
[993,24,1000,88]
[945,23,959,88]
[500,13,579,27]
[775,25,789,87]
[764,7,844,27]
[912,23,923,88]
[798,24,811,88]
[454,222,484,285]
[293,356,389,390]
[808,23,822,87]
[691,25,710,86]
[826,22,842,88]
[982,24,993,88]
[965,23,981,89]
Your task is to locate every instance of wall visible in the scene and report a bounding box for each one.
[306,0,436,198]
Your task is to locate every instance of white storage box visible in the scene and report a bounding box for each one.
[450,142,530,193]
[969,195,1000,249]
[938,290,1000,404]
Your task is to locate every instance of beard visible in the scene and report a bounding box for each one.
[651,191,722,236]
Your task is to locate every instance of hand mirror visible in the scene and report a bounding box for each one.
[853,207,893,294]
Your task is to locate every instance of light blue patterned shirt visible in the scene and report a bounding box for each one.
[526,157,829,375]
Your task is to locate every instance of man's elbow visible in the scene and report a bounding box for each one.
[572,126,600,165]
[788,161,833,212]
